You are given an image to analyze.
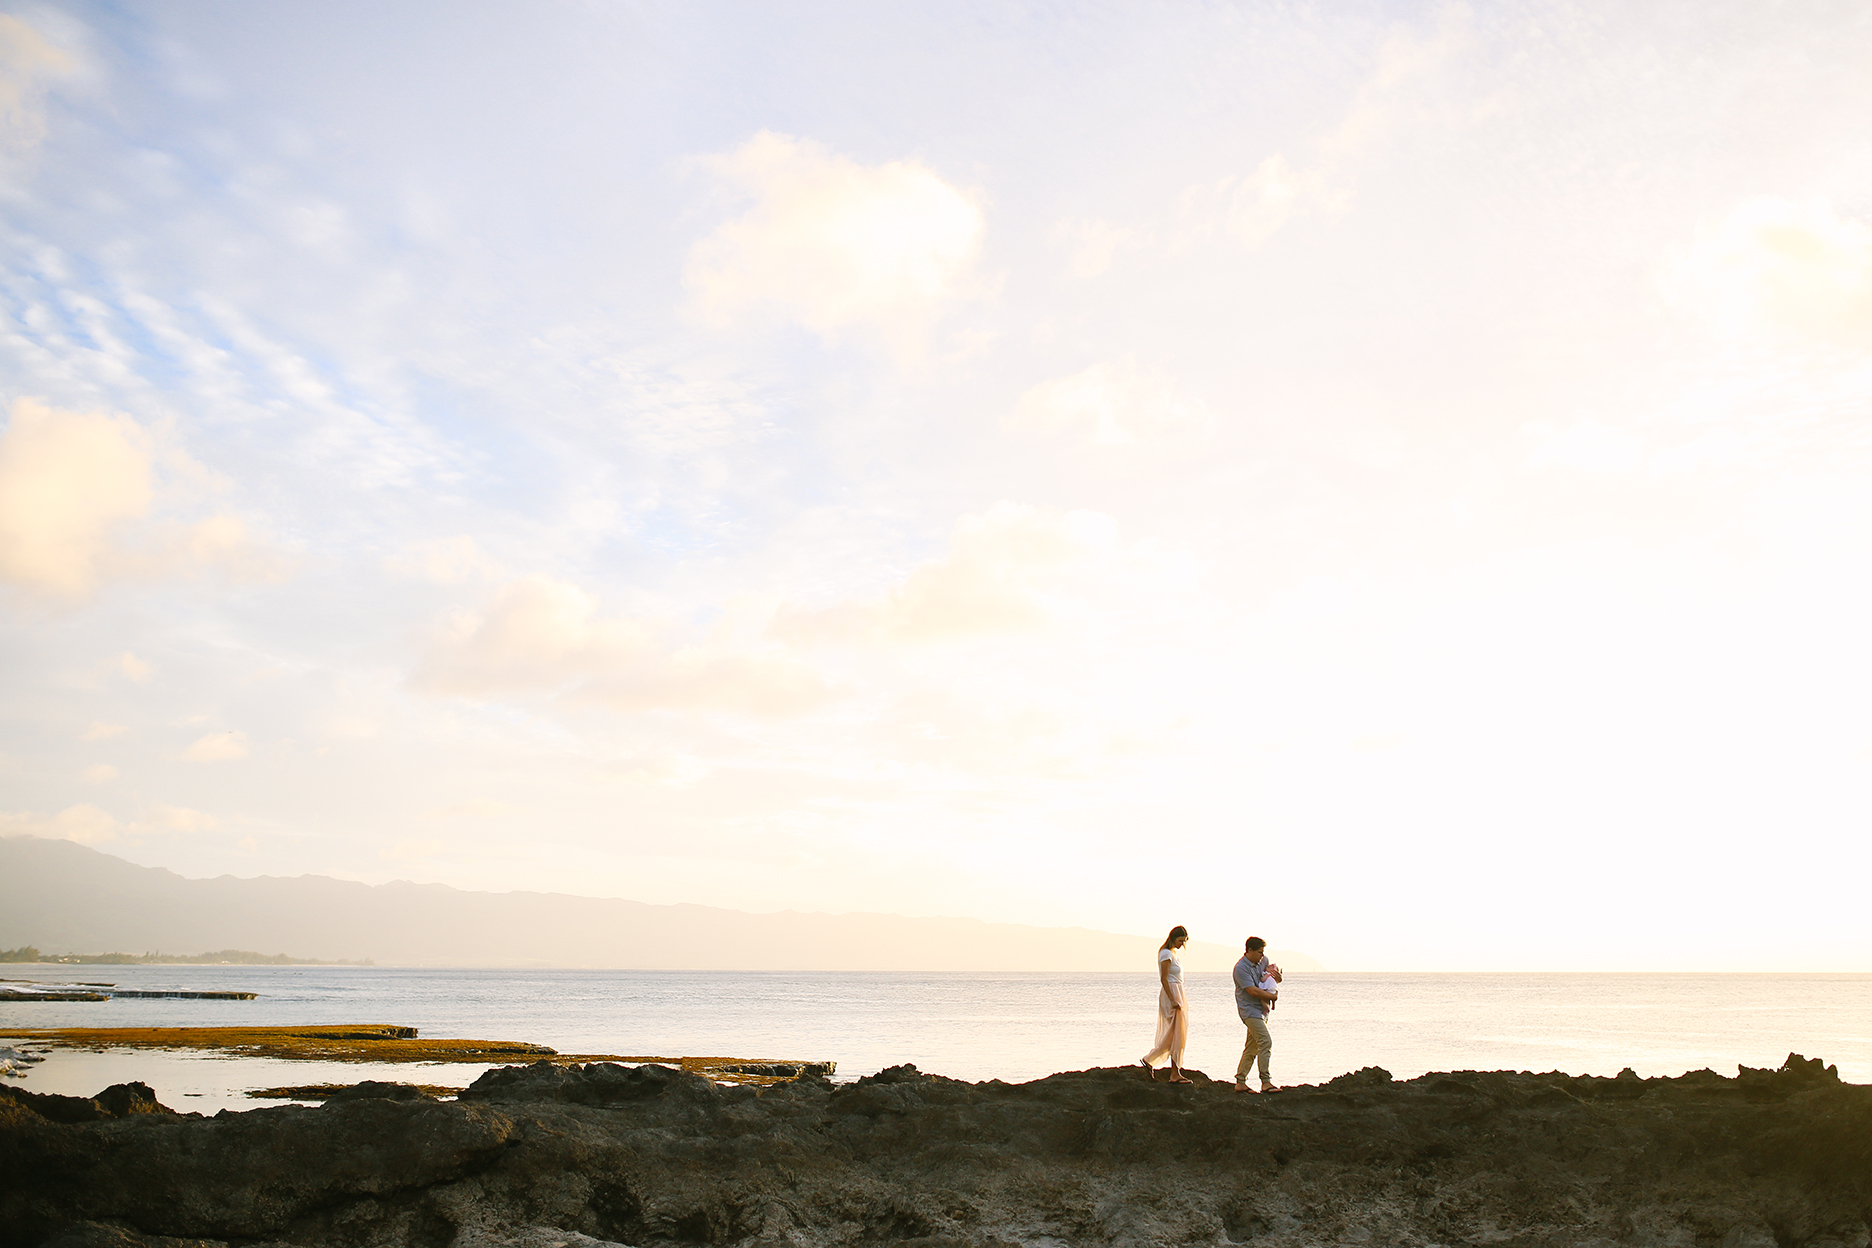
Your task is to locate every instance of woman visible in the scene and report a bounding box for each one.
[1140,925,1191,1083]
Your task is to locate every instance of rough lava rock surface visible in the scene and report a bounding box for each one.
[2,1054,1869,1248]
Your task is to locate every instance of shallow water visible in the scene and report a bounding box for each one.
[3,966,1867,1114]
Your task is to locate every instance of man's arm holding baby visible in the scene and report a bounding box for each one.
[1234,959,1277,1002]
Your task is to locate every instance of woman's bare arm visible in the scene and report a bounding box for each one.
[1158,957,1179,1007]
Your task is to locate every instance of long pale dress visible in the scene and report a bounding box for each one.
[1140,945,1189,1069]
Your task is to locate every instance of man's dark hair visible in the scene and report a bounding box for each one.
[1245,936,1266,952]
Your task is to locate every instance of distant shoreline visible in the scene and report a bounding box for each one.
[0,947,373,967]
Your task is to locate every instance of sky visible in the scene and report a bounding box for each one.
[2,1,1870,972]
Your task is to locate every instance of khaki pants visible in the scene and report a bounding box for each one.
[1236,1016,1272,1085]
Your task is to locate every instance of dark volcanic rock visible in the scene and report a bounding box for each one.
[458,1059,724,1106]
[1,1095,516,1246]
[0,1083,172,1125]
[2,1053,1869,1248]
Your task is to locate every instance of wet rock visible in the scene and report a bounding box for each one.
[3,1062,1871,1248]
[0,1046,47,1076]
[708,1062,835,1079]
[0,1083,172,1125]
[458,1059,718,1106]
[246,1080,459,1102]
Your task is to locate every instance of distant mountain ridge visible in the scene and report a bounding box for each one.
[0,837,1323,973]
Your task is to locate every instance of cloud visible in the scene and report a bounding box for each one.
[414,576,652,696]
[0,399,294,600]
[117,653,152,683]
[183,730,249,761]
[685,132,984,348]
[82,722,128,740]
[181,514,297,583]
[414,574,829,715]
[586,647,828,715]
[0,15,72,152]
[1,803,118,844]
[1,801,220,843]
[1208,153,1345,250]
[1043,24,1471,270]
[1053,217,1138,279]
[1664,197,1872,340]
[1008,357,1211,447]
[1181,14,1469,250]
[587,753,709,787]
[0,399,155,597]
[382,838,447,861]
[386,535,499,585]
[153,805,218,833]
[82,763,116,783]
[421,799,521,820]
[775,502,1118,644]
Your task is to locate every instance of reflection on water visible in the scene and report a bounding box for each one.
[3,966,1867,1112]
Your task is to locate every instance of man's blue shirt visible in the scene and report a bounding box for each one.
[1234,954,1270,1019]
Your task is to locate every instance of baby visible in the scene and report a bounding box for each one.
[1258,965,1281,1012]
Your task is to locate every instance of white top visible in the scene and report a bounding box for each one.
[1158,946,1182,984]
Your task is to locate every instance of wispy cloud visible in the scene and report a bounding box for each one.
[413,575,829,715]
[774,503,1119,644]
[0,399,153,597]
[686,132,985,354]
[420,799,521,820]
[1,803,118,844]
[0,399,294,601]
[385,535,500,585]
[183,731,249,762]
[1008,358,1211,447]
[0,15,72,152]
[1664,197,1872,341]
[1176,11,1472,250]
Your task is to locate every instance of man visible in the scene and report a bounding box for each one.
[1233,936,1282,1093]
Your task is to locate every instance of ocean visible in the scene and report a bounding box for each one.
[4,966,1868,1114]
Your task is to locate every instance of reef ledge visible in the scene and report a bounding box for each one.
[2,1053,1867,1248]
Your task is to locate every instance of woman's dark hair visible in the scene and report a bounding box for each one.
[1161,925,1188,949]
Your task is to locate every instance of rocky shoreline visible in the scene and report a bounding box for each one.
[0,1026,834,1087]
[2,1054,1868,1248]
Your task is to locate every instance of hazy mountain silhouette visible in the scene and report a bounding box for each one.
[0,836,1322,972]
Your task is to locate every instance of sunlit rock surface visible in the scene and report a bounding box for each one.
[3,1055,1868,1248]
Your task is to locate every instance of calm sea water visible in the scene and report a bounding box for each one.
[4,966,1867,1113]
